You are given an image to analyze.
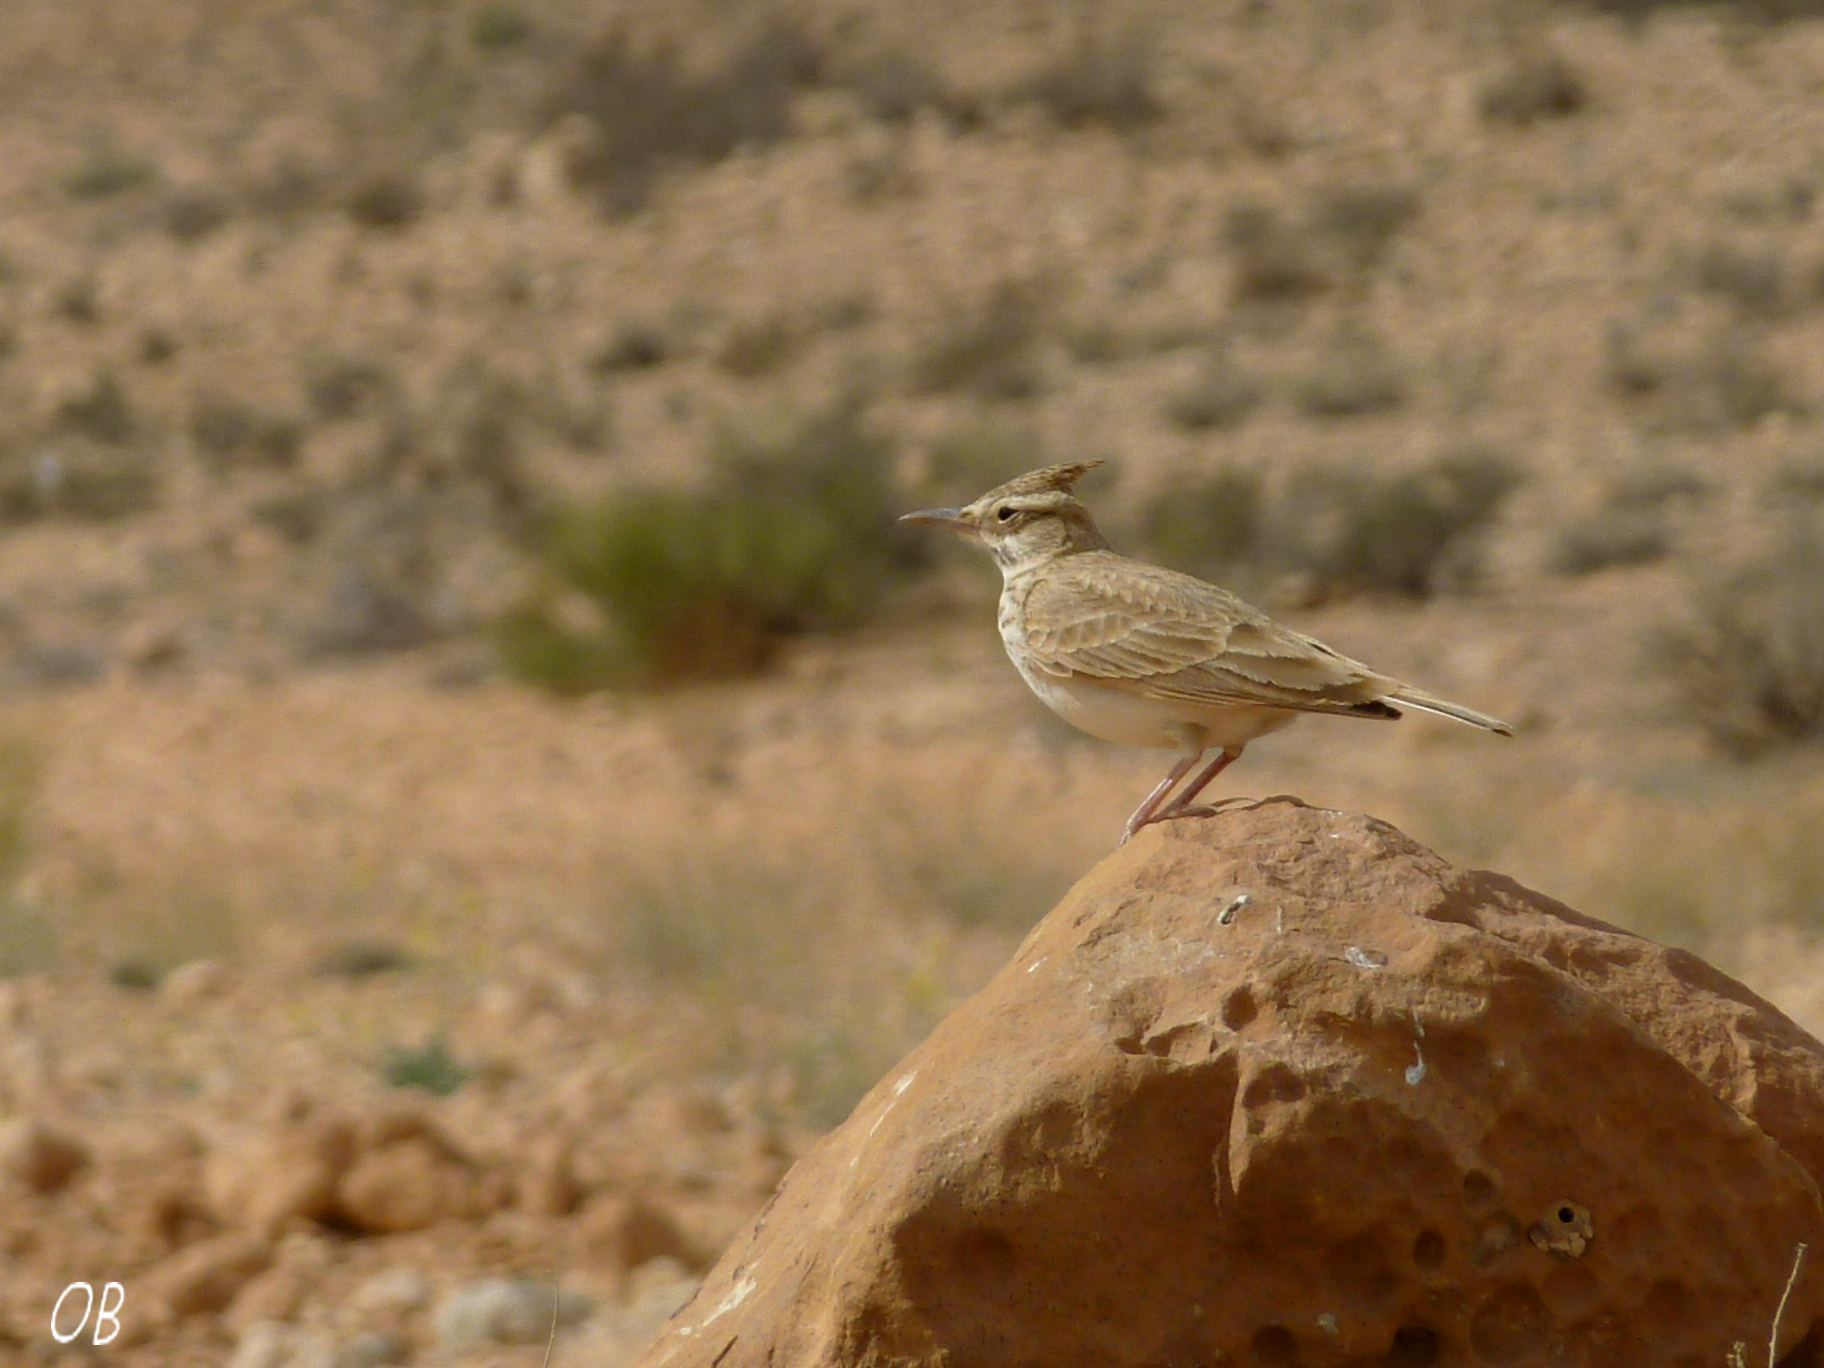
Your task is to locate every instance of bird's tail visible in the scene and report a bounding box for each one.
[1387,685,1513,735]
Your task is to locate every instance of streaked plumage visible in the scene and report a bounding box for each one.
[902,461,1512,844]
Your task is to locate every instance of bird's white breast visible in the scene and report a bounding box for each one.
[998,591,1189,748]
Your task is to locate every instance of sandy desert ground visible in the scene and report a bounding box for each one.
[2,0,1823,1361]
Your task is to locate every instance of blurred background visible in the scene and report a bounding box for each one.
[2,0,1824,1361]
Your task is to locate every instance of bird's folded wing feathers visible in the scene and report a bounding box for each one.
[1020,557,1399,717]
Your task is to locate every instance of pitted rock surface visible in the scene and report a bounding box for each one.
[635,800,1824,1368]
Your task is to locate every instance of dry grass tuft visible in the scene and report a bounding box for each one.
[1288,333,1407,418]
[1223,201,1330,305]
[1551,512,1670,576]
[1018,29,1162,129]
[1478,50,1587,125]
[913,277,1053,399]
[1275,447,1521,598]
[1658,525,1824,757]
[1607,326,1806,432]
[546,18,821,215]
[1163,361,1263,432]
[1139,469,1264,578]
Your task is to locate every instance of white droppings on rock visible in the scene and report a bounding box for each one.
[699,1274,756,1329]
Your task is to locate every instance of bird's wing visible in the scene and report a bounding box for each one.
[1019,554,1399,718]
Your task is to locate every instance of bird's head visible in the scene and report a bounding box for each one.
[900,461,1110,575]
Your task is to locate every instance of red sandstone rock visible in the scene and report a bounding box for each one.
[635,801,1824,1368]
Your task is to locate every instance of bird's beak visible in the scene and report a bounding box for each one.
[898,507,975,535]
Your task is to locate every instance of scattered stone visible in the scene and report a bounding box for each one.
[433,1277,594,1351]
[334,1110,501,1233]
[639,803,1824,1367]
[515,1133,582,1216]
[348,1268,430,1316]
[333,1330,405,1368]
[225,1264,310,1332]
[144,1233,272,1321]
[0,1118,88,1193]
[581,1193,702,1276]
[229,1321,334,1368]
[205,1110,354,1234]
[160,958,233,1007]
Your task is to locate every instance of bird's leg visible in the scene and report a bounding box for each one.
[1120,750,1204,846]
[1157,746,1243,819]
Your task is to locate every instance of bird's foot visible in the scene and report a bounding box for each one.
[1121,797,1243,845]
[1158,795,1252,824]
[1159,804,1220,822]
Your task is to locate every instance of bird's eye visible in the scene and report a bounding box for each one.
[996,506,1016,522]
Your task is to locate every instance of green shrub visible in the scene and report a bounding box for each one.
[471,4,532,50]
[1658,526,1824,757]
[1139,470,1263,577]
[313,939,419,978]
[302,353,393,420]
[190,391,302,469]
[503,405,910,688]
[1606,327,1805,432]
[0,445,159,522]
[346,170,423,230]
[547,19,820,215]
[715,311,803,378]
[64,149,158,200]
[381,1037,472,1095]
[1692,240,1789,317]
[1288,336,1406,418]
[590,321,673,372]
[1018,30,1161,129]
[1163,364,1263,432]
[828,46,958,124]
[53,276,102,326]
[925,421,1038,494]
[1477,50,1587,125]
[1773,459,1824,499]
[57,372,135,444]
[1277,449,1521,597]
[164,190,231,242]
[1313,183,1421,272]
[913,277,1051,399]
[1223,201,1329,304]
[0,746,54,977]
[1606,464,1710,509]
[1551,512,1670,575]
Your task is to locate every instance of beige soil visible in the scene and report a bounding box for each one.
[2,0,1823,1362]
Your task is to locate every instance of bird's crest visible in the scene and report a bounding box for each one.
[986,460,1105,502]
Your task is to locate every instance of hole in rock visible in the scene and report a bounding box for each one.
[949,1228,1016,1277]
[1411,1229,1446,1269]
[1775,1325,1821,1368]
[1383,1325,1440,1367]
[1249,1323,1300,1365]
[1461,1170,1497,1211]
[1223,987,1258,1030]
[1240,1063,1305,1105]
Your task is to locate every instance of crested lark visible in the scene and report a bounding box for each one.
[901,461,1511,844]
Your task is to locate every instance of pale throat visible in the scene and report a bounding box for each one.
[989,518,1108,580]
